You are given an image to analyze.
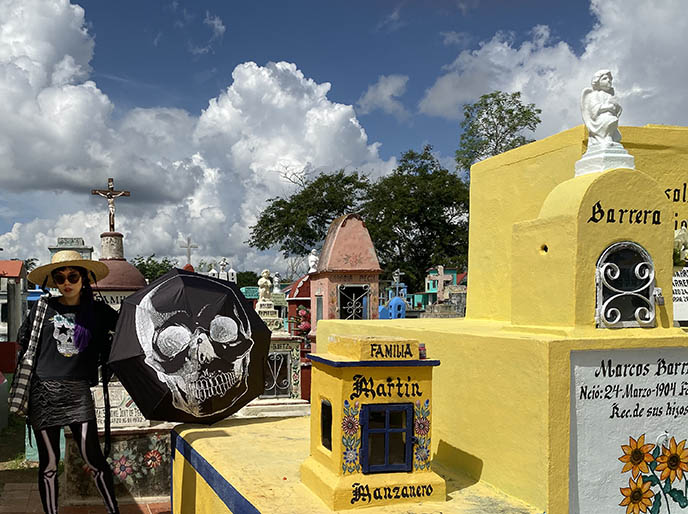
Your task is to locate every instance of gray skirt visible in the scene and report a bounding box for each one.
[28,378,96,430]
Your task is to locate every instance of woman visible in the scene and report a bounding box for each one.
[21,250,119,514]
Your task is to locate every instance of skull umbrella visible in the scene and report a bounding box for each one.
[109,268,270,424]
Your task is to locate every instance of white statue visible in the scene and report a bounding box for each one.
[675,227,688,264]
[574,69,635,177]
[581,70,622,147]
[272,272,281,293]
[258,269,272,301]
[308,249,319,273]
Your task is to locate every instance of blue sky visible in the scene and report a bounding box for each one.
[81,0,592,163]
[0,0,686,273]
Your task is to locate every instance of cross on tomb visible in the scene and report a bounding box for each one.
[91,178,130,233]
[179,237,198,265]
[434,265,453,302]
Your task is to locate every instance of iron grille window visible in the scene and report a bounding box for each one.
[596,241,656,328]
[321,399,332,450]
[262,351,291,397]
[360,403,413,474]
[337,284,370,320]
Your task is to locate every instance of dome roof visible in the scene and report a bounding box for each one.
[286,273,310,300]
[92,259,147,291]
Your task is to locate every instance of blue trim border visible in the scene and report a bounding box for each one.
[172,430,260,514]
[308,354,440,368]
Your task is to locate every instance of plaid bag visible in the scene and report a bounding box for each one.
[8,296,48,417]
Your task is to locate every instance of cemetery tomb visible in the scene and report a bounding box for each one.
[300,335,445,510]
[309,214,382,339]
[314,123,688,513]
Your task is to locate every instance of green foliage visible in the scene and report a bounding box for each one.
[236,271,259,289]
[246,170,370,257]
[455,91,541,176]
[23,258,38,272]
[131,254,177,283]
[362,145,469,291]
[247,145,469,292]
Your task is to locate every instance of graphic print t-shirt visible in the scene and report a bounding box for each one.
[20,298,118,381]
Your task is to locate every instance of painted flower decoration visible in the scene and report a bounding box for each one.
[144,450,163,469]
[344,448,358,464]
[414,417,430,436]
[112,455,133,480]
[415,446,430,463]
[619,475,654,514]
[618,434,655,478]
[341,415,360,435]
[298,309,307,316]
[655,436,688,483]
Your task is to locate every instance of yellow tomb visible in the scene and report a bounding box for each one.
[300,335,445,510]
[315,125,688,513]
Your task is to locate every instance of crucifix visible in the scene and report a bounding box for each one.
[179,237,198,265]
[91,178,130,232]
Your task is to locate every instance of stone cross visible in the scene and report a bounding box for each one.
[435,265,453,302]
[91,178,130,232]
[179,237,198,265]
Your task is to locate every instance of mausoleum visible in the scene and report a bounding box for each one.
[309,214,382,338]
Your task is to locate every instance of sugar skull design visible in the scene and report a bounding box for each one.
[135,275,255,417]
[51,313,78,356]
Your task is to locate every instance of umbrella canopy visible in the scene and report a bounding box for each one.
[110,268,271,424]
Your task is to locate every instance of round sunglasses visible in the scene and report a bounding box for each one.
[52,272,82,285]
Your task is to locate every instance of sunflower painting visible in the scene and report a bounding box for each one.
[618,434,688,513]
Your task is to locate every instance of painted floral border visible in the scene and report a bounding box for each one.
[342,399,361,474]
[414,399,431,470]
[107,433,169,484]
[618,434,688,513]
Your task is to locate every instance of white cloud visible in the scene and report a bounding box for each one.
[357,75,410,122]
[440,31,471,47]
[376,6,405,33]
[204,11,225,41]
[188,11,225,55]
[0,1,393,274]
[420,0,688,139]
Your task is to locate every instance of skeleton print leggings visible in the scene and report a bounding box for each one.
[35,420,119,514]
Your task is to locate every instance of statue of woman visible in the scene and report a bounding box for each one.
[581,70,623,146]
[258,269,272,301]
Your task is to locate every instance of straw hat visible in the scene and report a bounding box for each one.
[28,250,110,288]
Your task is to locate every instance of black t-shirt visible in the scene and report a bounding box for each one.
[18,297,118,383]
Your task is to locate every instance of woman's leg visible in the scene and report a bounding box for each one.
[34,426,61,514]
[69,420,119,514]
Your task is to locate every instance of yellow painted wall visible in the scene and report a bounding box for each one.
[512,167,673,327]
[467,124,688,322]
[172,446,230,514]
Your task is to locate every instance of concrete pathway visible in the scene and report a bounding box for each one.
[0,482,170,514]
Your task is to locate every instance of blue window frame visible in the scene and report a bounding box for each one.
[360,403,413,474]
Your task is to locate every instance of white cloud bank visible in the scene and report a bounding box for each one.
[0,0,393,271]
[420,0,688,138]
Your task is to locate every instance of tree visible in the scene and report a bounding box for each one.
[131,254,177,283]
[362,145,469,291]
[23,257,38,272]
[236,271,259,289]
[246,170,370,257]
[247,147,469,292]
[455,91,541,176]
